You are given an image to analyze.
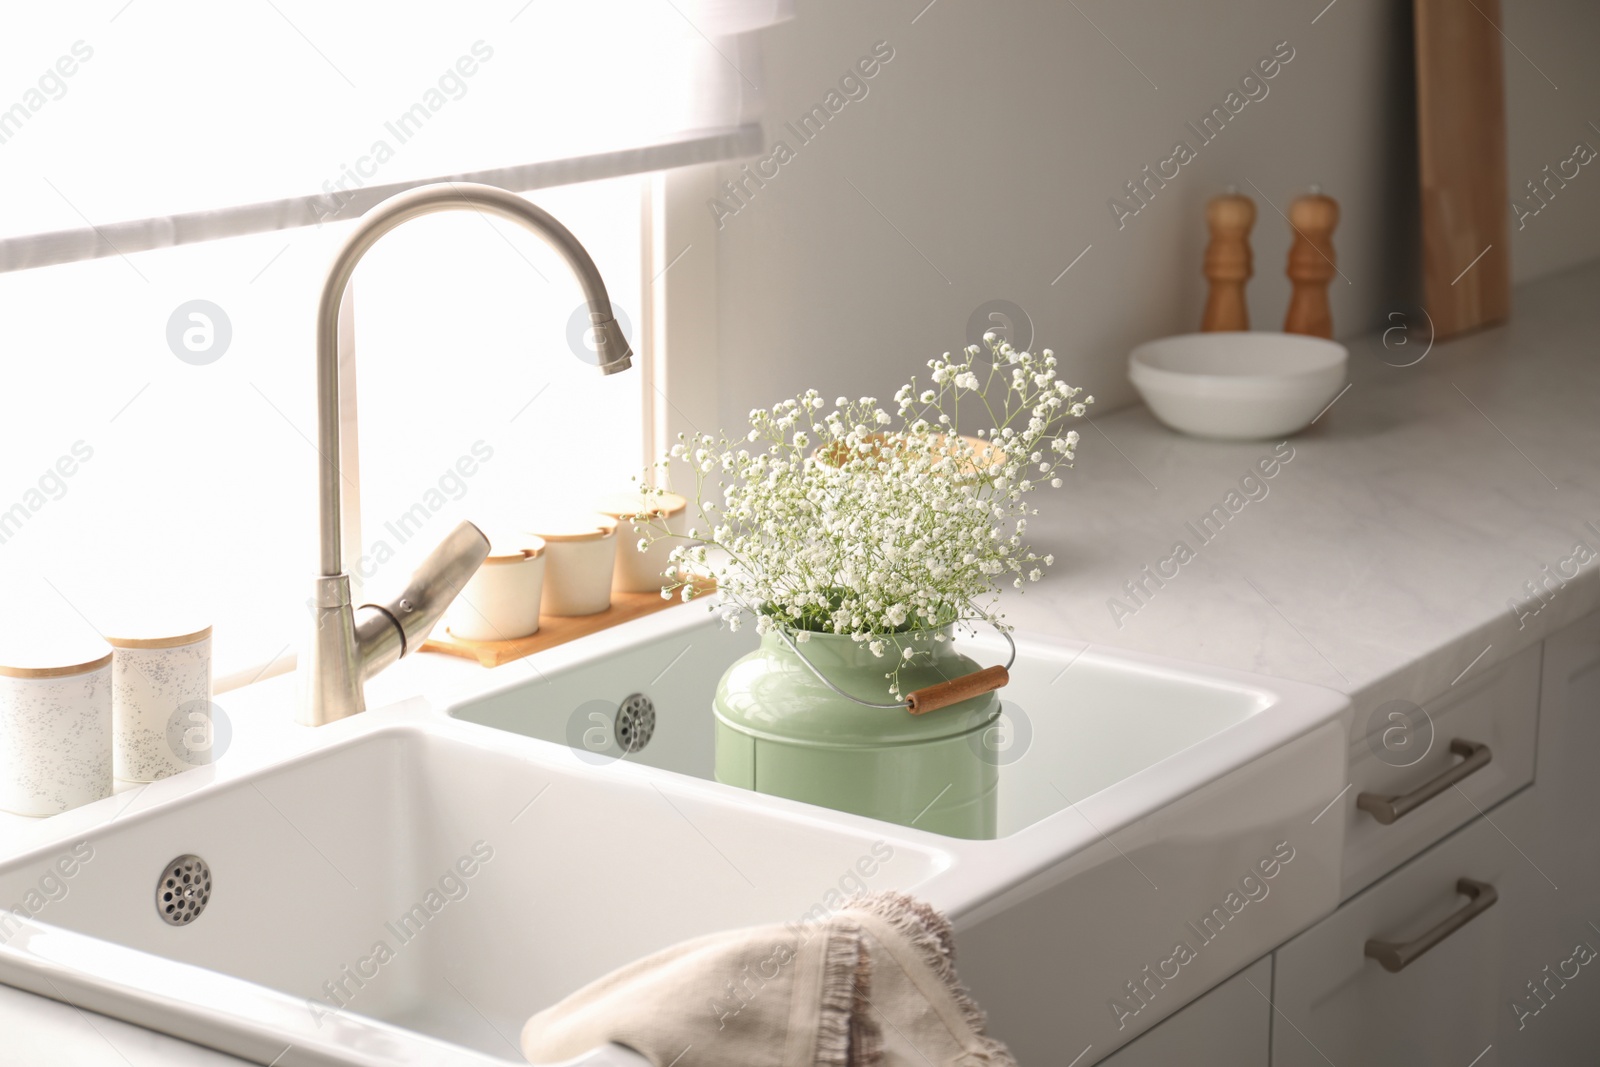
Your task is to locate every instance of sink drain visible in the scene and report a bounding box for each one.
[616,693,655,754]
[157,855,212,926]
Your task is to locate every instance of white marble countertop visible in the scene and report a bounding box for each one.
[4,258,1598,1063]
[1011,258,1600,724]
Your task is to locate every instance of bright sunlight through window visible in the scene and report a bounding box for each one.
[0,176,644,679]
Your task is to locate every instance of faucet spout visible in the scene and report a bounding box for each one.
[299,183,634,726]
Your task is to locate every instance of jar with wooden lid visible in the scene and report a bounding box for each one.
[0,637,113,816]
[525,513,618,616]
[445,532,547,642]
[104,622,213,782]
[595,491,689,594]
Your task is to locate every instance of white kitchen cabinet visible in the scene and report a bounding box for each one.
[1534,609,1600,901]
[1271,787,1569,1066]
[1507,611,1600,1059]
[1094,956,1270,1067]
[1340,642,1540,899]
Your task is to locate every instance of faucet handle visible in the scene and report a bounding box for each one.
[357,521,489,675]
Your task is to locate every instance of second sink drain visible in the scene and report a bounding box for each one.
[616,693,655,754]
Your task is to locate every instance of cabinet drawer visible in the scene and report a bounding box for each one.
[1340,642,1539,898]
[1095,956,1270,1067]
[1273,787,1556,1066]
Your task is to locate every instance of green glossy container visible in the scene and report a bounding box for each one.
[713,626,1000,839]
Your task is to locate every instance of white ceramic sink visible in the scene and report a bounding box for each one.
[454,618,1290,837]
[454,611,1352,1060]
[0,709,947,1065]
[0,605,1349,1064]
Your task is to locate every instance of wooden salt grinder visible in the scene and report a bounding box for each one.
[1201,191,1256,331]
[1283,190,1340,338]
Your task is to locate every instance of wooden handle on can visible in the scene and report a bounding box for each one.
[906,665,1010,715]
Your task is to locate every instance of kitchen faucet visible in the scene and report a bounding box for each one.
[299,182,633,726]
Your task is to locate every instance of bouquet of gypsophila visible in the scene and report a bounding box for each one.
[632,334,1092,698]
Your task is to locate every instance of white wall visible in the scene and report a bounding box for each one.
[706,0,1595,426]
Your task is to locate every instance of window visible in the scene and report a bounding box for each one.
[0,2,789,684]
[0,175,645,682]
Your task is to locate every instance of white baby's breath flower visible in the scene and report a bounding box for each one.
[656,330,1087,692]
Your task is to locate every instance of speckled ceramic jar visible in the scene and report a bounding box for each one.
[107,625,213,782]
[0,650,114,817]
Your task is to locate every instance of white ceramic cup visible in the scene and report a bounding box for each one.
[527,514,618,616]
[595,491,689,594]
[445,534,547,642]
[107,625,214,782]
[0,647,114,817]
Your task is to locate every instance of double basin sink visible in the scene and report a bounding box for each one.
[0,606,1348,1064]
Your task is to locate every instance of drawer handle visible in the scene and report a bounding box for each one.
[1364,877,1498,973]
[1356,739,1492,825]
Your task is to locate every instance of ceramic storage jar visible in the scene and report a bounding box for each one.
[595,491,688,594]
[0,637,114,816]
[526,513,618,616]
[445,533,547,642]
[104,623,213,782]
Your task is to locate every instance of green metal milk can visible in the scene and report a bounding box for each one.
[713,624,1003,839]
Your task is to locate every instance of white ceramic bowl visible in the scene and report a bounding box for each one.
[1128,332,1348,440]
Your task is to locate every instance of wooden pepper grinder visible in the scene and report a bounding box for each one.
[1201,189,1256,331]
[1283,188,1339,338]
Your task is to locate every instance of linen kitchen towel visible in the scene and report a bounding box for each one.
[520,890,1018,1066]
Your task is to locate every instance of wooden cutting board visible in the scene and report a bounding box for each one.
[1414,0,1512,339]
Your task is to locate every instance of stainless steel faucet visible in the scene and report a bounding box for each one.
[299,182,634,726]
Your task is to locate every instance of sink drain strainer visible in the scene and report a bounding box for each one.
[616,693,656,754]
[157,855,212,926]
